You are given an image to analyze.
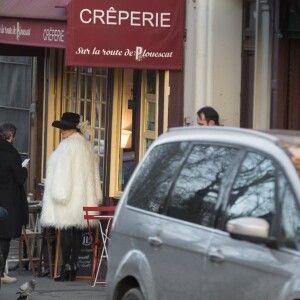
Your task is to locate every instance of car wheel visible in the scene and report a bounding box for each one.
[121,288,144,300]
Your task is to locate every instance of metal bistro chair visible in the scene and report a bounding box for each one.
[18,203,43,276]
[83,206,116,287]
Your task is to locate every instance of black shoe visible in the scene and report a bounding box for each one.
[69,264,77,281]
[54,264,71,282]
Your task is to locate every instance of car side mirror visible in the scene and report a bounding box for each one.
[226,217,278,247]
[226,217,269,238]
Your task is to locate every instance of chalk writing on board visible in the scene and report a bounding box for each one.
[77,230,95,277]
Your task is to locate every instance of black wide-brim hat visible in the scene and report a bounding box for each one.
[52,112,80,130]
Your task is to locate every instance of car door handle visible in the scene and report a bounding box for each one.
[148,236,163,247]
[208,248,225,263]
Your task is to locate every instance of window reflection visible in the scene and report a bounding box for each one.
[167,145,238,227]
[144,138,154,152]
[279,172,300,250]
[140,70,157,158]
[147,102,156,131]
[226,152,276,224]
[128,142,190,212]
[128,142,239,228]
[146,70,156,94]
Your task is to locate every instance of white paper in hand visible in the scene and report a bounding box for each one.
[22,158,30,167]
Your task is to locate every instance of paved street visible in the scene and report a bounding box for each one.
[1,239,106,299]
[0,270,106,299]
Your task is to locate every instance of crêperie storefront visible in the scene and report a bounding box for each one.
[0,0,185,202]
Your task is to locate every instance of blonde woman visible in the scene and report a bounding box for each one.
[40,112,102,281]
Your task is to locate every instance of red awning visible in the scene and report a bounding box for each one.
[0,0,185,69]
[0,0,68,21]
[65,0,185,70]
[0,0,68,48]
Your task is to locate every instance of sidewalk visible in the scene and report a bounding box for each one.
[0,270,106,299]
[1,239,106,299]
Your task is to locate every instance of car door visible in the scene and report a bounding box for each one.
[204,229,299,300]
[158,143,239,299]
[126,142,239,300]
[203,151,300,300]
[126,141,207,300]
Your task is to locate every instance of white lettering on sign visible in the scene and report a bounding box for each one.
[0,22,31,40]
[135,46,173,61]
[43,27,64,42]
[16,22,31,40]
[80,7,171,28]
[75,47,90,54]
[73,46,174,63]
[82,233,91,246]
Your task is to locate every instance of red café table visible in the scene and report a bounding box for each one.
[82,206,116,287]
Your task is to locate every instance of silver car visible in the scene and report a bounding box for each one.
[106,126,300,300]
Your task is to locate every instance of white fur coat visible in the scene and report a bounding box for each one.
[40,133,102,229]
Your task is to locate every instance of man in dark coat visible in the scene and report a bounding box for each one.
[0,123,29,284]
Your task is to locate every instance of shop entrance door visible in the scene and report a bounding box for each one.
[117,69,159,193]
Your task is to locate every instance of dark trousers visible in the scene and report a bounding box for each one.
[60,227,81,267]
[0,238,11,277]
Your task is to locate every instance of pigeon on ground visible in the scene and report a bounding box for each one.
[16,279,37,300]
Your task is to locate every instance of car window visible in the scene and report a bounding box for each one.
[225,152,276,226]
[279,172,300,250]
[166,145,238,227]
[127,142,190,213]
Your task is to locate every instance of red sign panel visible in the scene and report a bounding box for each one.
[65,0,185,70]
[0,18,67,48]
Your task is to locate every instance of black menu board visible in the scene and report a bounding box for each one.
[76,229,97,278]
